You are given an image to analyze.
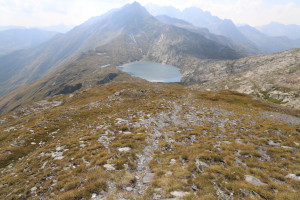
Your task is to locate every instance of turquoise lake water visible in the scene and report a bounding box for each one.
[118,61,181,82]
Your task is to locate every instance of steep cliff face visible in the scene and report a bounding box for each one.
[183,49,300,109]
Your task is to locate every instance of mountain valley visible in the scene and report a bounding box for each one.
[0,2,300,200]
[0,2,243,97]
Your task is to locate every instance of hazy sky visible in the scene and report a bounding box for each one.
[1,0,300,27]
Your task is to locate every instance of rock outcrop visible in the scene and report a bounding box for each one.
[183,48,300,109]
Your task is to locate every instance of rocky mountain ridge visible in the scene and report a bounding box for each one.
[182,48,300,109]
[156,15,260,55]
[146,4,300,54]
[145,4,252,44]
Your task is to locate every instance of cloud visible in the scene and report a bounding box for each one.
[267,2,300,25]
[0,0,128,27]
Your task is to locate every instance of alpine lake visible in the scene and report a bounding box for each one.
[118,61,181,82]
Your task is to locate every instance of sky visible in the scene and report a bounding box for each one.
[0,0,300,28]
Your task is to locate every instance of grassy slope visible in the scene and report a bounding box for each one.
[0,82,299,200]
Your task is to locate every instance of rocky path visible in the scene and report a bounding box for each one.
[131,102,183,197]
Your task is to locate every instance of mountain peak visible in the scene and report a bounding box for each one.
[121,1,148,13]
[131,1,141,6]
[110,1,152,23]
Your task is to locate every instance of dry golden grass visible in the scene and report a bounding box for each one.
[0,82,299,199]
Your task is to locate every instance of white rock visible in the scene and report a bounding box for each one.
[51,152,64,160]
[31,187,37,193]
[245,175,266,186]
[170,191,189,197]
[281,146,293,150]
[103,164,115,171]
[170,159,176,165]
[143,173,154,184]
[41,161,48,169]
[126,187,133,192]
[268,140,280,146]
[56,146,64,151]
[118,147,131,152]
[286,174,300,181]
[165,171,173,176]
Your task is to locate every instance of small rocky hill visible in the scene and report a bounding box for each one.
[182,49,300,109]
[0,81,299,200]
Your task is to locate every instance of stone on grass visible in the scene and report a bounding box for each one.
[104,164,115,171]
[126,187,133,192]
[245,175,266,186]
[31,187,37,193]
[170,191,189,197]
[170,159,176,165]
[51,152,64,160]
[195,159,209,173]
[143,173,154,184]
[268,140,280,146]
[285,174,300,181]
[118,147,131,152]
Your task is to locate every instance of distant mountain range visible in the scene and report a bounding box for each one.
[145,4,300,54]
[0,26,25,31]
[156,15,260,55]
[36,24,75,33]
[0,28,57,56]
[146,4,252,44]
[238,25,300,53]
[0,24,74,33]
[257,22,300,40]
